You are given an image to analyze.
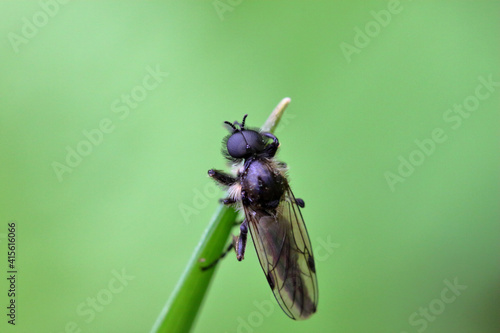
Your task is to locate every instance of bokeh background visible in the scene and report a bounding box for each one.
[1,1,499,332]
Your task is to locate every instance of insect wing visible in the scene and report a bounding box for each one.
[245,187,318,320]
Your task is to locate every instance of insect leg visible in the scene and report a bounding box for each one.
[276,161,287,168]
[219,197,237,205]
[200,242,235,271]
[295,198,305,208]
[236,219,248,261]
[200,221,244,270]
[262,132,280,157]
[208,169,237,186]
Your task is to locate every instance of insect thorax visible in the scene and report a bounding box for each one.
[240,158,287,210]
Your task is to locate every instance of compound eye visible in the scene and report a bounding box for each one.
[226,130,264,158]
[227,132,248,158]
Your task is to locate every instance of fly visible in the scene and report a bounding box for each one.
[206,114,318,320]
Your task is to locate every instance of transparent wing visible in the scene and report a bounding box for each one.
[244,187,318,320]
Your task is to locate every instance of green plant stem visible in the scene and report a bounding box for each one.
[151,98,291,333]
[151,205,237,333]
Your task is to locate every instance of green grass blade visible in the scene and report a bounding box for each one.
[151,98,291,333]
[151,205,237,333]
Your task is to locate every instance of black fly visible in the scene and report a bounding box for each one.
[207,114,318,320]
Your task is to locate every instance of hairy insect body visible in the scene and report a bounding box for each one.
[241,158,286,210]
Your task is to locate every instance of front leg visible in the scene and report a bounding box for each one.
[208,169,238,205]
[262,132,279,157]
[208,169,237,186]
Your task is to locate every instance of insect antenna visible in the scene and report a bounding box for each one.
[233,114,248,130]
[224,121,237,132]
[240,114,248,130]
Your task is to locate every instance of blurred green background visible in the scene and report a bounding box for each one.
[1,1,499,332]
